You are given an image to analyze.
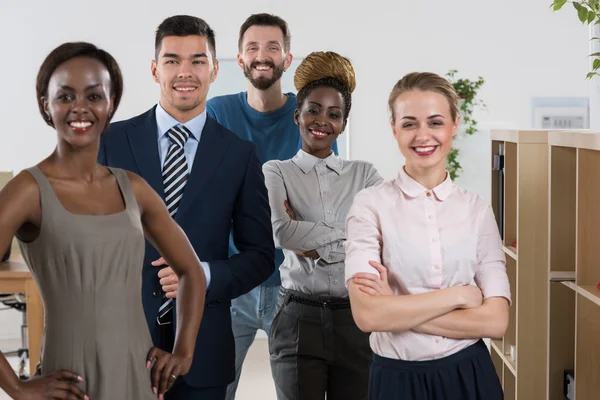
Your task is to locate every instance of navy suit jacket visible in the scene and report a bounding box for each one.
[98,106,275,387]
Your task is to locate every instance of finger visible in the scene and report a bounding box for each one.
[152,257,166,266]
[157,267,174,279]
[56,370,84,382]
[159,362,176,397]
[353,273,381,282]
[353,278,380,289]
[359,285,380,296]
[152,353,169,395]
[162,284,179,293]
[147,347,159,369]
[159,275,178,286]
[369,261,388,277]
[165,291,177,299]
[54,380,88,399]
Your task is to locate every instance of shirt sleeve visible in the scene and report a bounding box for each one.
[263,161,345,252]
[344,189,383,286]
[474,205,512,305]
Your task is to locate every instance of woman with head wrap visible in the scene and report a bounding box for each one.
[263,51,383,400]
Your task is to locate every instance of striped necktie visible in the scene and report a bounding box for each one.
[163,125,191,218]
[157,124,191,325]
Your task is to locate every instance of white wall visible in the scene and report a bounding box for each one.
[0,0,589,338]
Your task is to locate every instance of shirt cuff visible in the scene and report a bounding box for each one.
[200,261,211,289]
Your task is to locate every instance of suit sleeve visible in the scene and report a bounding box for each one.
[205,144,275,301]
[97,135,107,165]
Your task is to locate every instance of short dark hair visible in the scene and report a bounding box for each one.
[36,42,124,128]
[296,78,353,120]
[155,15,216,60]
[238,13,291,53]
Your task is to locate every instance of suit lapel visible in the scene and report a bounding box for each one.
[175,117,230,220]
[126,106,165,200]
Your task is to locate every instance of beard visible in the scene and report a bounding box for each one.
[243,59,285,90]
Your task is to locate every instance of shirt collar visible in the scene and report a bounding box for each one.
[395,166,453,201]
[156,102,206,142]
[291,149,343,175]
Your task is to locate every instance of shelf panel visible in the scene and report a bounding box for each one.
[490,338,517,377]
[502,246,517,260]
[560,282,600,307]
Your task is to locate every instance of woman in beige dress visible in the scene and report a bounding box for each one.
[0,42,206,400]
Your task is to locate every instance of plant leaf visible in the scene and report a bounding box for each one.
[579,7,590,23]
[589,9,597,23]
[552,0,567,10]
[589,52,600,57]
[586,71,600,79]
[591,0,600,12]
[590,36,600,41]
[593,58,600,70]
[574,1,583,12]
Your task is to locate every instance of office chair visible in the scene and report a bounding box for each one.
[0,243,29,379]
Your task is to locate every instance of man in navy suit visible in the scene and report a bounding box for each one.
[98,15,275,399]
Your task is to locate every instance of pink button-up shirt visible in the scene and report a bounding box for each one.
[345,167,511,361]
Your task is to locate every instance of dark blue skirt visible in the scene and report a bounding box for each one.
[368,339,503,400]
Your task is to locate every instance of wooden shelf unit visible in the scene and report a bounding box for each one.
[490,129,549,399]
[548,130,600,400]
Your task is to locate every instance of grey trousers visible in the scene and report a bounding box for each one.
[268,288,372,400]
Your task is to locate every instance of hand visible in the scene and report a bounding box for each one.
[15,370,88,400]
[352,261,394,296]
[153,257,179,299]
[146,347,192,400]
[295,250,319,259]
[284,200,297,220]
[454,285,483,309]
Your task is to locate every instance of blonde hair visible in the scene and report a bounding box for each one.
[388,72,459,123]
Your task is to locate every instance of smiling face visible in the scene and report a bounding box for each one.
[295,86,346,159]
[391,89,459,176]
[152,35,218,122]
[42,56,114,149]
[238,25,292,90]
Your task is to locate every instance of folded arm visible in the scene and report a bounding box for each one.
[263,161,345,253]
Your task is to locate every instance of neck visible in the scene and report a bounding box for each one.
[246,80,287,112]
[403,164,447,190]
[47,139,102,180]
[160,100,205,124]
[303,144,332,159]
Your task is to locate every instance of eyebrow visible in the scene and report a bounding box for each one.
[59,83,101,91]
[162,53,208,59]
[400,114,445,120]
[307,101,342,110]
[245,40,281,47]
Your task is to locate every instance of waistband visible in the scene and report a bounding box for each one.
[280,287,351,310]
[372,339,487,371]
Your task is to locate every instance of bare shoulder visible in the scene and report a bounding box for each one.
[0,170,40,204]
[123,170,161,212]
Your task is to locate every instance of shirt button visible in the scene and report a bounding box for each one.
[333,280,338,284]
[434,265,439,269]
[323,191,329,195]
[435,338,440,343]
[152,291,161,298]
[426,192,431,197]
[327,210,332,214]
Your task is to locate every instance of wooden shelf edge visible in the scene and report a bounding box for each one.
[549,270,576,281]
[502,246,517,260]
[490,339,517,377]
[577,285,600,307]
[560,282,600,306]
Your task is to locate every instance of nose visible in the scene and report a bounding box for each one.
[415,124,433,141]
[176,61,194,80]
[70,97,90,115]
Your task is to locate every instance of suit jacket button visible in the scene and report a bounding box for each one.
[152,291,161,298]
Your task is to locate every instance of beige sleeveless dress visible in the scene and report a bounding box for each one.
[18,166,156,399]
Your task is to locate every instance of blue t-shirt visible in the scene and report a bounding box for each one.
[207,91,338,286]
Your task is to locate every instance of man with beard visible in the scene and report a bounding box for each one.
[206,13,337,400]
[98,15,275,399]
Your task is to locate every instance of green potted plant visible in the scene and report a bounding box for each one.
[551,0,600,79]
[445,69,486,180]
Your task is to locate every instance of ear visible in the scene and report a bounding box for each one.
[210,59,219,83]
[151,59,159,84]
[41,97,49,116]
[237,53,244,70]
[283,52,293,71]
[109,96,115,118]
[340,118,348,134]
[293,108,300,126]
[452,115,461,137]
